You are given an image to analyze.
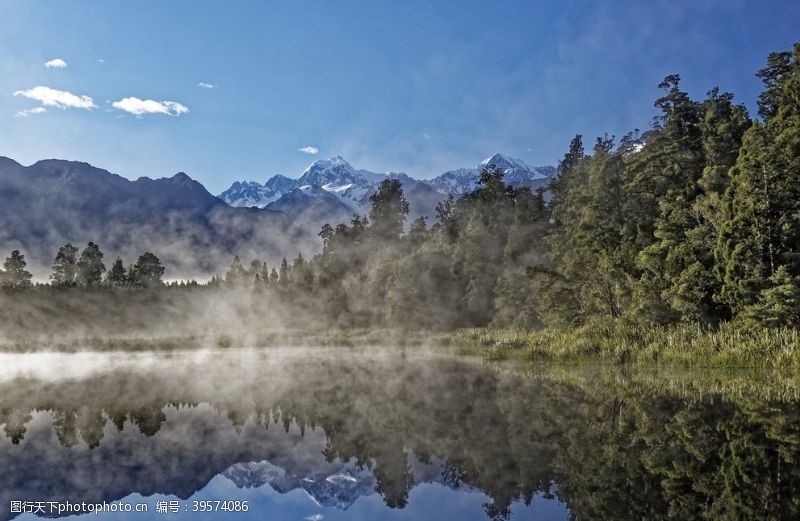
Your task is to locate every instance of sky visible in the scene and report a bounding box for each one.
[0,0,798,194]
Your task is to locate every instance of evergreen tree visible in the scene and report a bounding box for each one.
[493,188,549,327]
[106,257,128,287]
[549,134,585,226]
[628,75,705,323]
[738,266,800,328]
[278,257,290,287]
[225,255,247,286]
[368,179,409,242]
[717,44,800,314]
[77,242,106,286]
[407,217,429,247]
[0,250,33,290]
[51,243,79,286]
[130,252,165,288]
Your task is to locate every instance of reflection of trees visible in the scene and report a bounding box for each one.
[2,409,31,445]
[1,359,800,520]
[551,387,800,520]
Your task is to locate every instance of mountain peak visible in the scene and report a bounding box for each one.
[299,156,364,188]
[303,156,352,174]
[481,153,532,172]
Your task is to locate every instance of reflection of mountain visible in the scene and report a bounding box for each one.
[1,350,799,521]
[223,460,378,509]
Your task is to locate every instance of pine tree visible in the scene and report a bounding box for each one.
[77,242,106,286]
[493,188,549,327]
[130,252,165,288]
[738,266,800,328]
[106,257,128,287]
[717,44,800,313]
[634,86,750,323]
[368,179,409,242]
[224,255,246,286]
[278,257,290,287]
[51,243,79,286]
[549,134,584,226]
[0,250,33,290]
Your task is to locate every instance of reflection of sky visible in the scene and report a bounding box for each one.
[18,475,567,521]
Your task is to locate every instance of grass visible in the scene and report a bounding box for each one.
[2,321,799,368]
[442,322,800,367]
[0,328,442,353]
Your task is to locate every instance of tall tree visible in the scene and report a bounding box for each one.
[225,255,247,286]
[0,250,33,290]
[77,242,106,286]
[51,243,79,286]
[368,179,409,242]
[130,252,165,288]
[716,43,800,313]
[106,257,128,287]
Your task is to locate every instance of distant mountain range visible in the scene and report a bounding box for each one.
[0,157,306,277]
[0,153,554,277]
[218,154,555,225]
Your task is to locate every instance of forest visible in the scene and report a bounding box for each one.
[1,43,800,345]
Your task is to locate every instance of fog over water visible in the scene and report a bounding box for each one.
[1,347,799,520]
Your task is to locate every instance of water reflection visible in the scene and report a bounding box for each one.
[1,348,799,520]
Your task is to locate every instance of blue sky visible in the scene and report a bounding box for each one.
[0,0,798,194]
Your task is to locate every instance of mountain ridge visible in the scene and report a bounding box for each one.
[218,154,555,210]
[0,156,307,277]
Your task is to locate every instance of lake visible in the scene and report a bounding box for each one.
[0,347,798,520]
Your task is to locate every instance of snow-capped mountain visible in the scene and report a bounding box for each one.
[223,460,377,510]
[218,174,298,208]
[297,156,368,189]
[428,154,555,195]
[217,154,555,210]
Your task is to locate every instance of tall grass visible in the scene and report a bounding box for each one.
[443,322,800,367]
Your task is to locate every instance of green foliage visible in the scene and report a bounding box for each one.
[0,250,33,290]
[368,178,409,242]
[77,242,106,286]
[106,257,128,287]
[448,322,800,367]
[6,42,800,337]
[130,252,165,288]
[717,44,800,315]
[738,267,800,328]
[51,243,79,286]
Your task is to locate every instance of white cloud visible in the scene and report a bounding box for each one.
[14,107,47,118]
[297,146,319,154]
[44,58,67,69]
[197,82,216,89]
[304,515,323,521]
[13,86,96,109]
[112,97,189,117]
[97,58,105,64]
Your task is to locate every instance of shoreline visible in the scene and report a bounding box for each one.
[1,323,798,368]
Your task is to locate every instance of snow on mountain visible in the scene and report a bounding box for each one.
[428,154,555,195]
[222,460,377,510]
[427,167,481,195]
[297,156,367,188]
[218,174,298,208]
[217,154,555,221]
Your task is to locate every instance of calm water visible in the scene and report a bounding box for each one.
[0,347,799,520]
